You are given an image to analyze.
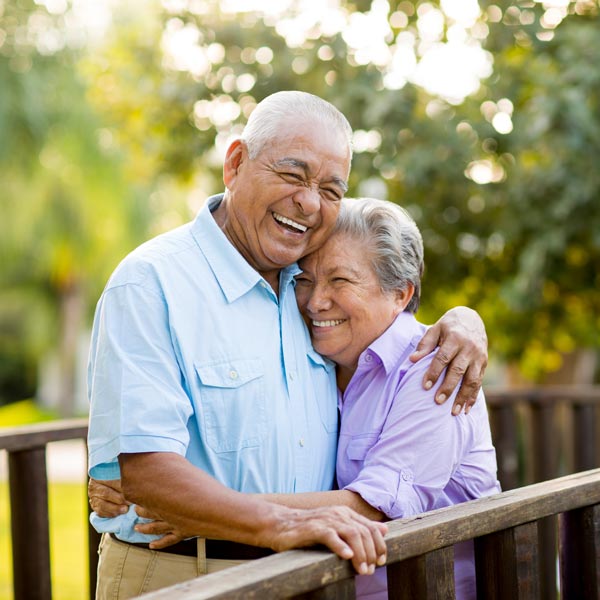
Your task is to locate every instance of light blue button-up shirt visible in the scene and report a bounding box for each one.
[87,194,338,542]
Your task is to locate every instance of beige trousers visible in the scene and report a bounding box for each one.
[95,533,246,599]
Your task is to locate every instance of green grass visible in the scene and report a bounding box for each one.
[0,481,89,600]
[1,400,90,600]
[0,399,58,427]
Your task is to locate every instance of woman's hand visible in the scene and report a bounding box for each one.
[88,478,129,517]
[410,306,488,415]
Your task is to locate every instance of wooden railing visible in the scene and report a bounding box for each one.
[137,469,600,599]
[1,385,599,600]
[485,385,600,599]
[0,419,101,600]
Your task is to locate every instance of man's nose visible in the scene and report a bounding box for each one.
[293,185,321,215]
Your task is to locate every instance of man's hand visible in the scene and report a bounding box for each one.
[410,306,488,415]
[136,503,388,575]
[266,505,387,575]
[88,478,129,517]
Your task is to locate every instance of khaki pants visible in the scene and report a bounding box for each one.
[95,533,246,599]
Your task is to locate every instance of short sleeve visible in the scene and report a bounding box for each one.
[344,358,464,519]
[87,279,192,479]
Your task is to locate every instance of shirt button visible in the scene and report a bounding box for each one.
[299,438,305,447]
[289,372,295,381]
[401,473,410,481]
[260,281,268,289]
[365,354,372,362]
[229,370,238,379]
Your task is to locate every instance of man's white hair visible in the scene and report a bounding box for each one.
[241,91,353,159]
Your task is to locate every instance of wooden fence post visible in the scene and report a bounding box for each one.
[387,546,455,600]
[474,521,539,599]
[8,448,52,600]
[559,504,600,599]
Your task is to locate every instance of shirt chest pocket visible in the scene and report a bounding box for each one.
[195,358,267,453]
[345,435,379,463]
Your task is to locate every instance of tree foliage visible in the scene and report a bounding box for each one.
[1,0,599,405]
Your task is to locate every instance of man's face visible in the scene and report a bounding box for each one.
[222,120,351,280]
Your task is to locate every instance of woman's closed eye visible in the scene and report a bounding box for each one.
[295,275,313,286]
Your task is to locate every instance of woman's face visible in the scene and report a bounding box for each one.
[295,233,413,372]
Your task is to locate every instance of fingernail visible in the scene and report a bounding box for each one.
[368,564,375,575]
[436,393,446,404]
[452,404,461,416]
[359,563,368,575]
[341,548,353,559]
[424,380,433,390]
[377,554,387,566]
[120,506,128,514]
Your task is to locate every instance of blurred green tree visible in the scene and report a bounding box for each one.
[0,0,151,412]
[83,0,598,382]
[2,0,599,413]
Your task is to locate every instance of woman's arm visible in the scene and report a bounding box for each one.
[262,490,385,521]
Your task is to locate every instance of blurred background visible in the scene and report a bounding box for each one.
[1,0,599,417]
[1,1,599,598]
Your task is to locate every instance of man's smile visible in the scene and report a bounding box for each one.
[273,212,308,233]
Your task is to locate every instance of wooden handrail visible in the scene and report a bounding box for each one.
[0,418,98,600]
[1,387,600,600]
[0,418,88,451]
[137,469,600,599]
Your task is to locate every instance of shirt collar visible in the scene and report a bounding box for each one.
[191,194,300,303]
[363,312,423,375]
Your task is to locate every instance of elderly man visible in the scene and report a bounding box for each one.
[88,91,487,599]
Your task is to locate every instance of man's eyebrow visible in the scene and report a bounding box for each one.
[273,158,308,171]
[273,158,348,193]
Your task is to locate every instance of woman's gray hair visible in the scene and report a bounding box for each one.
[241,91,353,160]
[333,197,424,313]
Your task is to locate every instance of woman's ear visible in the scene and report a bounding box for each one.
[223,139,246,188]
[395,284,415,313]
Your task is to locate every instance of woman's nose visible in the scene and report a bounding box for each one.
[307,286,332,312]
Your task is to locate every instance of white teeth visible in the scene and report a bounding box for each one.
[312,320,345,328]
[273,213,307,233]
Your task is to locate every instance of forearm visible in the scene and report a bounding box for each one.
[261,489,385,522]
[119,452,289,548]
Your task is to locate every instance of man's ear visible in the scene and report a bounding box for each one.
[223,139,246,188]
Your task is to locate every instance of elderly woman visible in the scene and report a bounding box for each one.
[280,197,501,598]
[91,197,499,599]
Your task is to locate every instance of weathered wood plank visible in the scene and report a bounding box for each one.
[0,418,88,451]
[573,403,597,472]
[137,470,600,600]
[530,402,558,600]
[559,504,600,599]
[486,386,600,405]
[475,522,539,599]
[292,577,355,599]
[8,448,52,600]
[387,546,455,600]
[488,403,519,490]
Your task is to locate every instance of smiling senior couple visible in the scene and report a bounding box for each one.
[87,90,499,600]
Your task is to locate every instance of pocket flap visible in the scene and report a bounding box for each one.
[346,435,378,461]
[195,358,263,388]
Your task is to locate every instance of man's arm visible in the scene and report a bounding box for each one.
[117,452,387,575]
[410,306,488,415]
